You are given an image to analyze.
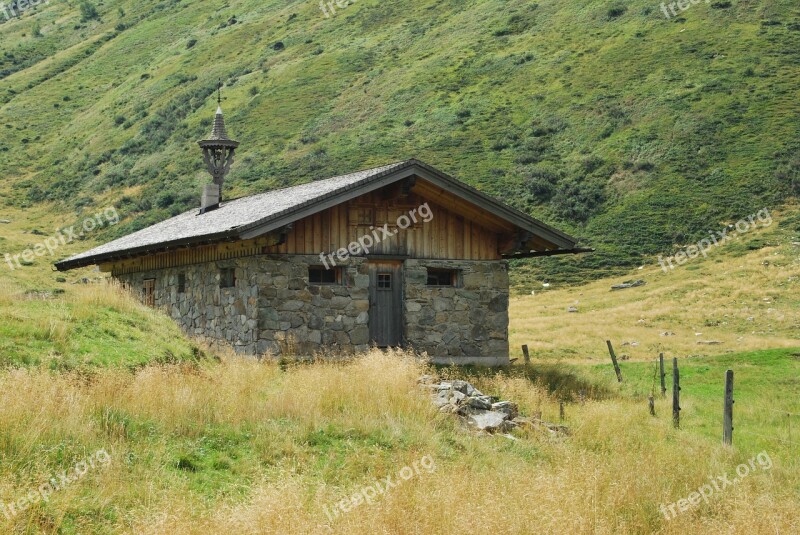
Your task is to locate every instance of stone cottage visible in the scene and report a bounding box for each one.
[56,105,586,365]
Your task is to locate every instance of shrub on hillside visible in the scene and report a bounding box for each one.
[79,1,100,22]
[522,164,561,202]
[551,176,606,222]
[607,6,626,19]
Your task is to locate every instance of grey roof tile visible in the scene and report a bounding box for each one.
[57,160,410,267]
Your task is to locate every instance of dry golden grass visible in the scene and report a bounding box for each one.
[68,279,144,319]
[510,224,800,362]
[0,281,18,303]
[0,351,796,534]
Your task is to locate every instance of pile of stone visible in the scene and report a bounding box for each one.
[419,376,569,437]
[611,279,646,291]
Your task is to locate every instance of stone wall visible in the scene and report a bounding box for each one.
[404,259,509,366]
[254,255,371,356]
[116,255,509,364]
[117,258,260,353]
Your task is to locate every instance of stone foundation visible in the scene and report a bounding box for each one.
[117,255,509,364]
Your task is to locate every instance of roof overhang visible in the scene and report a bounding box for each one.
[236,161,580,249]
[55,159,588,271]
[54,230,240,271]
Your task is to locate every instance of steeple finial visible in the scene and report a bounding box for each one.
[198,87,240,213]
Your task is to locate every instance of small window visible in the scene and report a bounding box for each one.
[350,207,374,226]
[143,279,155,307]
[427,269,457,287]
[309,266,339,285]
[377,273,392,290]
[220,268,236,289]
[177,273,186,294]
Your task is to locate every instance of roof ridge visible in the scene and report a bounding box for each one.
[213,159,413,206]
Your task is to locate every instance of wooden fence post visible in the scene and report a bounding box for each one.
[672,358,681,428]
[659,353,666,397]
[522,345,530,368]
[606,340,623,383]
[723,369,734,446]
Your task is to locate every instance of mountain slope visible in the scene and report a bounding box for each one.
[1,0,799,280]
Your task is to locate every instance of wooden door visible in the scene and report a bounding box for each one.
[368,261,403,347]
[143,279,155,307]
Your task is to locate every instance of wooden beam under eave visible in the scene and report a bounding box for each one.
[524,234,559,252]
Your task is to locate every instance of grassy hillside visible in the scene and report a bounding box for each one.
[0,279,206,368]
[510,204,800,359]
[0,203,204,369]
[1,0,799,280]
[1,3,799,528]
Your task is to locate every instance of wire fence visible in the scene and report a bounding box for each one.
[724,409,797,456]
[633,346,798,451]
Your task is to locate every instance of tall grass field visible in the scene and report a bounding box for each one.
[0,241,797,533]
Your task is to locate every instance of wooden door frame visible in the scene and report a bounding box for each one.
[367,260,404,348]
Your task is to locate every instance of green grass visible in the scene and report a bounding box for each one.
[1,0,799,283]
[0,285,205,369]
[522,347,800,456]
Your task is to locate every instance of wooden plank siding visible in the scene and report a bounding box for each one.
[104,184,505,276]
[104,236,279,276]
[265,190,501,260]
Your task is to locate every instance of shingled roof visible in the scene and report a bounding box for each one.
[55,160,585,271]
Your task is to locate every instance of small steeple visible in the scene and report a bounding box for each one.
[198,80,240,213]
[207,83,232,140]
[208,105,231,140]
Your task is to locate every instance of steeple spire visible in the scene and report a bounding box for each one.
[209,105,231,140]
[198,81,240,213]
